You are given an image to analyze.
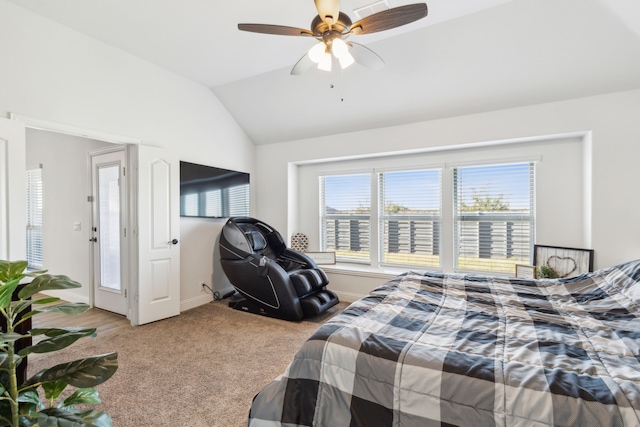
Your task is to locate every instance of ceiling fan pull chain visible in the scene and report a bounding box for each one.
[340,66,345,102]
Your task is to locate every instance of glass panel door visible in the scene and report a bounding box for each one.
[97,163,121,291]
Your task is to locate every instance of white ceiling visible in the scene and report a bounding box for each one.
[8,0,640,145]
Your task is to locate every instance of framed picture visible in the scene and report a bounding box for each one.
[304,252,336,265]
[533,245,594,278]
[515,264,537,279]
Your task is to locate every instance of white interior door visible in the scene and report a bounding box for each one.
[91,149,128,315]
[0,117,26,261]
[136,145,180,325]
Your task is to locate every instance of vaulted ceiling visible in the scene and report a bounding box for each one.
[8,0,640,145]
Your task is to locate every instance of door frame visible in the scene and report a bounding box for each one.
[0,118,26,260]
[10,113,142,324]
[89,146,130,317]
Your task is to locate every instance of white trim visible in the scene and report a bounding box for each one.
[10,113,142,145]
[180,293,213,312]
[39,289,90,305]
[0,138,7,260]
[333,290,364,304]
[445,155,542,169]
[292,131,589,166]
[323,264,405,280]
[13,113,140,325]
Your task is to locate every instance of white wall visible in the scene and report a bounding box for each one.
[0,1,255,309]
[5,0,640,306]
[255,90,640,300]
[297,136,584,270]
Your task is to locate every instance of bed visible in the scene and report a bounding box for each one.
[248,259,640,426]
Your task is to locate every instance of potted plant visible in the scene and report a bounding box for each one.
[0,260,118,427]
[537,264,559,279]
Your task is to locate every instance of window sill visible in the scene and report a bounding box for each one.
[321,263,514,280]
[322,263,429,280]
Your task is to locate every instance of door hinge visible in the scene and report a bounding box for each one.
[123,166,126,176]
[87,195,94,202]
[124,289,127,298]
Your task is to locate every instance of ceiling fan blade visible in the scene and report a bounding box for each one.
[349,3,428,35]
[348,42,384,70]
[314,0,341,27]
[238,23,313,37]
[291,51,317,75]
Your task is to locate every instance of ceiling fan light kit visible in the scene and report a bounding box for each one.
[238,0,428,75]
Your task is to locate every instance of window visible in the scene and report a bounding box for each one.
[379,169,441,268]
[453,162,535,274]
[320,174,370,263]
[26,165,43,268]
[318,162,536,273]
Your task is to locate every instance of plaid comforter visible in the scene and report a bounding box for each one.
[248,260,640,426]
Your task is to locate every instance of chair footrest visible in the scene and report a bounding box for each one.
[300,290,339,318]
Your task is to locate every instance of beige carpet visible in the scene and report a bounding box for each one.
[28,301,347,427]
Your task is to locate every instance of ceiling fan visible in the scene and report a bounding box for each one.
[238,0,428,75]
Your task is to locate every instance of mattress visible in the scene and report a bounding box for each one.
[248,259,640,426]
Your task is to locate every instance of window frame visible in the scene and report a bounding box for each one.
[300,135,585,276]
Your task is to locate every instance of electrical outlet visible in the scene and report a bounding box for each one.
[201,282,207,291]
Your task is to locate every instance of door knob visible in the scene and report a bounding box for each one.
[170,239,179,245]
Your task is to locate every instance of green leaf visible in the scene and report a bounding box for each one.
[0,352,22,376]
[18,274,82,300]
[38,408,99,427]
[43,380,67,401]
[19,329,97,356]
[18,389,43,407]
[32,297,61,305]
[21,368,47,391]
[13,299,36,318]
[30,327,96,338]
[41,302,91,316]
[75,410,112,427]
[61,388,101,408]
[0,260,28,283]
[15,309,40,325]
[0,278,20,310]
[38,353,118,388]
[0,332,24,343]
[0,353,9,369]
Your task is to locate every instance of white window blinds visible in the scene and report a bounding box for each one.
[320,173,371,263]
[379,169,441,268]
[26,165,43,268]
[453,162,535,274]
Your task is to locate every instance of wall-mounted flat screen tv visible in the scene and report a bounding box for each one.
[179,161,250,218]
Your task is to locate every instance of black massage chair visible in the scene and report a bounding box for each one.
[218,217,339,321]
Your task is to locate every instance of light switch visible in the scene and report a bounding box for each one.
[74,222,81,231]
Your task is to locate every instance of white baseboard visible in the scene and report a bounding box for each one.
[39,289,89,304]
[334,290,364,304]
[180,293,214,312]
[41,288,359,314]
